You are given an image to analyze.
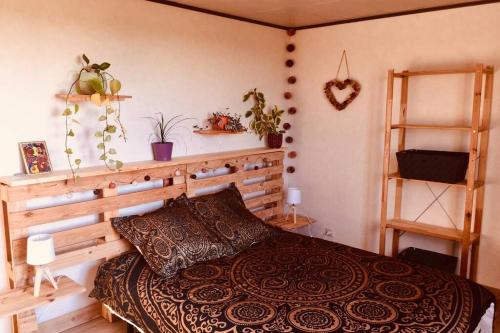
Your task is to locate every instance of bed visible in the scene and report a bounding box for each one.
[91,230,495,333]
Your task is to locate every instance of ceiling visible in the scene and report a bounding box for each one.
[150,0,495,29]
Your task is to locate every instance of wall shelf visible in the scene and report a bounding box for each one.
[266,214,315,230]
[55,94,132,103]
[0,276,85,318]
[193,129,246,135]
[388,172,484,189]
[390,123,480,131]
[386,219,480,243]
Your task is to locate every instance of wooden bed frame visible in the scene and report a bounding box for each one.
[0,147,285,333]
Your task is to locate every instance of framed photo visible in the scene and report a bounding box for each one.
[19,141,53,175]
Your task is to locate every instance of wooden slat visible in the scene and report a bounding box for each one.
[186,151,284,174]
[379,69,394,255]
[0,148,285,187]
[9,184,186,237]
[13,239,133,286]
[386,219,480,243]
[38,303,101,333]
[239,178,283,194]
[391,123,477,131]
[6,165,186,202]
[14,310,37,333]
[393,68,488,77]
[244,192,283,209]
[252,207,280,220]
[0,276,85,317]
[12,222,115,264]
[187,165,283,190]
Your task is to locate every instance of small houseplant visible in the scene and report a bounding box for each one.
[243,88,285,148]
[147,113,194,161]
[208,110,247,132]
[62,54,126,179]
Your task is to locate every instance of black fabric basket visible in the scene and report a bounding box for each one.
[398,247,458,274]
[396,149,469,183]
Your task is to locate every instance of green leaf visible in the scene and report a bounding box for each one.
[62,108,72,116]
[67,129,75,137]
[99,153,107,160]
[98,115,107,121]
[97,143,105,149]
[82,54,90,64]
[115,160,124,169]
[104,135,111,142]
[74,104,79,114]
[74,159,81,165]
[91,64,100,70]
[105,125,117,133]
[100,62,110,70]
[65,148,73,154]
[88,78,105,95]
[109,148,117,154]
[110,79,121,94]
[95,131,103,137]
[245,111,253,118]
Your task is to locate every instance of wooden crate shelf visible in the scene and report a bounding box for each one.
[55,94,132,103]
[388,172,484,189]
[0,276,85,318]
[386,219,480,243]
[266,214,315,230]
[193,129,246,135]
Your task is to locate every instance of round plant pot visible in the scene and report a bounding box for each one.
[152,142,173,161]
[212,115,228,130]
[76,71,107,95]
[267,133,283,149]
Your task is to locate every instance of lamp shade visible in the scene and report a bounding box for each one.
[27,234,56,266]
[287,187,302,205]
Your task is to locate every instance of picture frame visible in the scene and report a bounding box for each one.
[19,141,53,175]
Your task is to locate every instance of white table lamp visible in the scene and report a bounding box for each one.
[27,234,58,297]
[286,188,302,224]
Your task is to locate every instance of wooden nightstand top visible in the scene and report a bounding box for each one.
[0,276,85,317]
[266,214,315,230]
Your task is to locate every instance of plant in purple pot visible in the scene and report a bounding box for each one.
[146,113,194,161]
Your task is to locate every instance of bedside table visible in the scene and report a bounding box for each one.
[266,214,315,230]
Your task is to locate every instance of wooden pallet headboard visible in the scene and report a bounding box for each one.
[0,147,285,332]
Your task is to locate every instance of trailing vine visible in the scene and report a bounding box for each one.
[243,88,285,140]
[63,54,125,179]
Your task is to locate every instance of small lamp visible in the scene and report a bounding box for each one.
[286,187,302,224]
[27,234,58,297]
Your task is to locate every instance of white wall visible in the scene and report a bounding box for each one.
[0,0,288,330]
[292,3,500,288]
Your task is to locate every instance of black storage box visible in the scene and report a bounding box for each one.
[398,247,458,274]
[396,149,469,183]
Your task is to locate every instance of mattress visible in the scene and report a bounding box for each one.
[90,231,495,333]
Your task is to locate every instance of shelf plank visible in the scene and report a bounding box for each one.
[390,123,480,131]
[0,276,85,318]
[193,130,246,135]
[386,219,480,243]
[55,94,132,102]
[388,172,484,189]
[266,214,315,230]
[394,67,492,77]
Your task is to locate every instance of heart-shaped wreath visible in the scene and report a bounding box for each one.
[324,78,361,111]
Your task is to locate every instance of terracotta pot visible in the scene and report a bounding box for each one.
[152,142,173,161]
[267,133,283,149]
[212,116,229,130]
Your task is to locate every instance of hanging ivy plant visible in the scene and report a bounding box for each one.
[63,54,126,179]
[243,88,285,140]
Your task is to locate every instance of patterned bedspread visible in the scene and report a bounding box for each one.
[90,231,495,333]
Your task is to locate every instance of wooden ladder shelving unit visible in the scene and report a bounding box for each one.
[379,64,494,279]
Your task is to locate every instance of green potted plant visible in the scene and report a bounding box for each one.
[243,88,285,148]
[146,113,194,161]
[62,54,126,179]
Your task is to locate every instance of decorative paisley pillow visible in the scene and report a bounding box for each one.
[112,194,234,278]
[186,183,277,253]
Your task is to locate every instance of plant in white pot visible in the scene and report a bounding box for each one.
[147,113,194,161]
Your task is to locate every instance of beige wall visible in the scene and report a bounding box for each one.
[0,0,288,330]
[292,3,500,287]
